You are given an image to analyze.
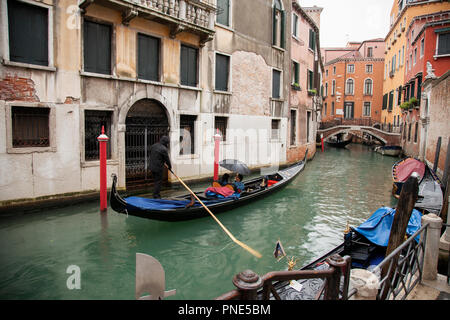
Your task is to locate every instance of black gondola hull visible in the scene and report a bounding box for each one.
[110,153,308,221]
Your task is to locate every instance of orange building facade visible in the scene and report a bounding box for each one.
[321,40,385,125]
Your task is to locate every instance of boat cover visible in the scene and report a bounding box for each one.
[125,193,240,211]
[355,207,422,247]
[395,158,425,182]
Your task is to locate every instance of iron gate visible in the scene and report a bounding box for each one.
[125,101,169,187]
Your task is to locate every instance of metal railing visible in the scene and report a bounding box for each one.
[216,254,352,300]
[372,223,428,300]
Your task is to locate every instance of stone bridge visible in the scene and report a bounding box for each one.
[317,121,401,146]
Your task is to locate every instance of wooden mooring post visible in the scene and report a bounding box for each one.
[380,174,419,300]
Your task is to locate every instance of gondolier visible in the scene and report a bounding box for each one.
[149,136,172,199]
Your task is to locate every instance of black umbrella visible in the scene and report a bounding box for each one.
[219,159,251,175]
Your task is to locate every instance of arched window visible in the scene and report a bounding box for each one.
[345,79,354,95]
[364,79,373,95]
[272,0,285,48]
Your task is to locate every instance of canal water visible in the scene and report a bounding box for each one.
[0,144,398,300]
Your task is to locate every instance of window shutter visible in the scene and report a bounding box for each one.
[215,54,229,91]
[138,34,159,81]
[272,7,277,45]
[84,20,111,74]
[8,0,48,66]
[272,70,281,99]
[280,10,285,48]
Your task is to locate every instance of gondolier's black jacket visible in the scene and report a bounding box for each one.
[149,136,172,173]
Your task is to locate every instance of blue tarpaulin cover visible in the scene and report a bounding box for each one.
[355,207,422,247]
[125,193,240,211]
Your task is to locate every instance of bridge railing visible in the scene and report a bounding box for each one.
[319,118,374,130]
[319,119,403,134]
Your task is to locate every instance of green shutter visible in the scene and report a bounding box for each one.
[138,34,159,81]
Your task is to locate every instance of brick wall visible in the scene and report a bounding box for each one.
[0,74,39,102]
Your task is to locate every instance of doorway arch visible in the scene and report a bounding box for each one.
[125,99,170,188]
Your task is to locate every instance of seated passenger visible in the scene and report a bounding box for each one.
[212,173,230,188]
[233,173,245,193]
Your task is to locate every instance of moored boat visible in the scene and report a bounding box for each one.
[391,157,443,214]
[374,145,402,157]
[325,138,352,148]
[258,206,422,300]
[110,152,308,221]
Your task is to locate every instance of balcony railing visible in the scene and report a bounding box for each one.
[80,0,216,45]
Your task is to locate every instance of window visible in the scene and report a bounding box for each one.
[84,19,111,75]
[402,45,405,65]
[367,47,373,58]
[388,90,394,111]
[366,64,373,73]
[403,122,407,140]
[216,0,230,27]
[332,80,336,95]
[413,48,417,65]
[290,109,297,145]
[307,70,314,91]
[397,86,402,105]
[309,29,316,51]
[345,79,354,95]
[326,69,328,77]
[215,53,230,91]
[398,50,401,69]
[382,93,388,110]
[180,115,196,155]
[84,110,112,160]
[409,53,412,69]
[347,64,355,73]
[324,103,327,116]
[363,102,371,117]
[414,122,418,143]
[292,13,299,38]
[436,31,450,56]
[214,116,228,141]
[292,61,300,86]
[408,123,412,141]
[272,0,285,48]
[333,66,336,75]
[137,33,160,81]
[7,0,49,66]
[12,106,49,148]
[364,79,373,95]
[325,83,328,96]
[420,38,424,57]
[180,44,198,87]
[271,119,280,140]
[272,69,281,98]
[331,102,335,115]
[307,111,311,143]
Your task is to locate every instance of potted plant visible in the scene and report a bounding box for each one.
[400,101,411,112]
[308,88,317,96]
[292,82,301,91]
[409,97,419,109]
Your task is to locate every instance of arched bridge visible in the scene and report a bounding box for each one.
[317,119,401,145]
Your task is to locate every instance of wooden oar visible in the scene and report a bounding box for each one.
[165,164,262,259]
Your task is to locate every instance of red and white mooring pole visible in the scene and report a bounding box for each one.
[97,126,109,212]
[213,129,221,181]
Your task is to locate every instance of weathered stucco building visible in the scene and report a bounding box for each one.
[0,0,313,205]
[287,2,322,162]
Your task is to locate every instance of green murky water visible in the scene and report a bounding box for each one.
[0,144,398,299]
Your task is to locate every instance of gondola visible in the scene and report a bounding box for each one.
[392,157,443,214]
[374,145,402,157]
[257,206,422,300]
[325,138,352,148]
[110,151,308,221]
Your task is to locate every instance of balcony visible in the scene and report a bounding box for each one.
[79,0,216,46]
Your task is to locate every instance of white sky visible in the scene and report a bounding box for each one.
[298,0,394,47]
